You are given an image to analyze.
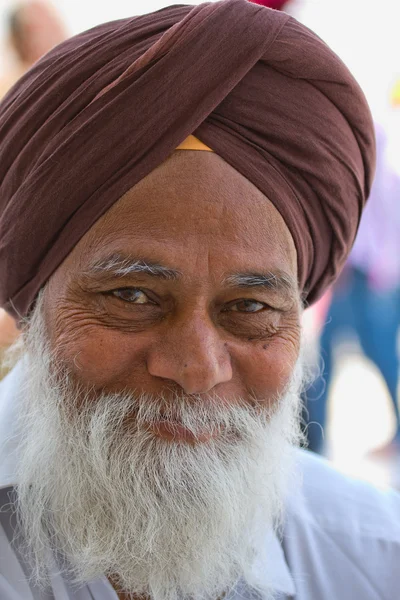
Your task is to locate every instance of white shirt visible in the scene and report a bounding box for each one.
[1,363,400,599]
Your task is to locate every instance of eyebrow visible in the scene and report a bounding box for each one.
[85,254,181,280]
[85,254,297,299]
[223,271,298,299]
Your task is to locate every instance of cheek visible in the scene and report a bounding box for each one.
[236,334,300,404]
[56,326,150,390]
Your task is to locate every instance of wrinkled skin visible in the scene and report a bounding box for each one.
[44,150,300,406]
[42,150,301,599]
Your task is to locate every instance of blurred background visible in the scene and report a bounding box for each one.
[0,0,400,488]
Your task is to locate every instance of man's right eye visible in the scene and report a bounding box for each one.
[110,288,154,304]
[227,299,267,313]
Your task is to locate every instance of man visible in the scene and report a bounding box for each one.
[0,1,398,599]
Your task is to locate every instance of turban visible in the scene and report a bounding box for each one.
[0,0,375,319]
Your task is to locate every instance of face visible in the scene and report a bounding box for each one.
[44,150,300,437]
[16,151,303,597]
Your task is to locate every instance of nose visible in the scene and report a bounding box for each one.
[146,314,233,395]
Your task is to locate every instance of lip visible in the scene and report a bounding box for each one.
[145,420,220,443]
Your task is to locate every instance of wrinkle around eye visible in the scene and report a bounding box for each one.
[228,299,267,313]
[219,310,281,340]
[94,290,164,328]
[110,288,155,304]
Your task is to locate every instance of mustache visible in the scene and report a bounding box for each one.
[54,365,269,419]
[55,381,273,443]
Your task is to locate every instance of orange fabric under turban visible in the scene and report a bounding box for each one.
[0,0,375,318]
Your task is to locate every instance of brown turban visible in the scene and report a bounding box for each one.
[0,0,375,319]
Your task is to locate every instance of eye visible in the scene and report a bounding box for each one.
[228,299,267,313]
[111,288,154,304]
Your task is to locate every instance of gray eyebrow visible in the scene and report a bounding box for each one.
[223,271,297,296]
[85,255,296,297]
[86,254,181,280]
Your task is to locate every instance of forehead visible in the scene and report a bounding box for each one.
[63,151,297,281]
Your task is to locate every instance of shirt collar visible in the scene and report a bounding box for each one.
[0,361,295,598]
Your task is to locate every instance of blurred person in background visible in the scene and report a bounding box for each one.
[0,1,67,354]
[4,0,67,77]
[305,123,400,456]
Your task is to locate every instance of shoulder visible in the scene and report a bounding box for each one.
[291,449,400,535]
[283,449,400,598]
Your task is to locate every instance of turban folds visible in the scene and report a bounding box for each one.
[0,0,375,318]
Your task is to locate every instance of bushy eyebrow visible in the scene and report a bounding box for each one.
[84,253,297,300]
[85,254,181,281]
[223,271,298,299]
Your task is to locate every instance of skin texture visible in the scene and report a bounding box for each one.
[44,150,300,404]
[41,150,300,600]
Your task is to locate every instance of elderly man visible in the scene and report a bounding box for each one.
[0,1,398,599]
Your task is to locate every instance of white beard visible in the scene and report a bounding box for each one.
[13,292,305,600]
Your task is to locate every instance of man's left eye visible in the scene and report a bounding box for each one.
[229,299,266,313]
[111,288,153,304]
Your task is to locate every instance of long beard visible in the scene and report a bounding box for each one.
[13,293,304,600]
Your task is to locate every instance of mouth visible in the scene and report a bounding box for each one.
[143,420,221,444]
